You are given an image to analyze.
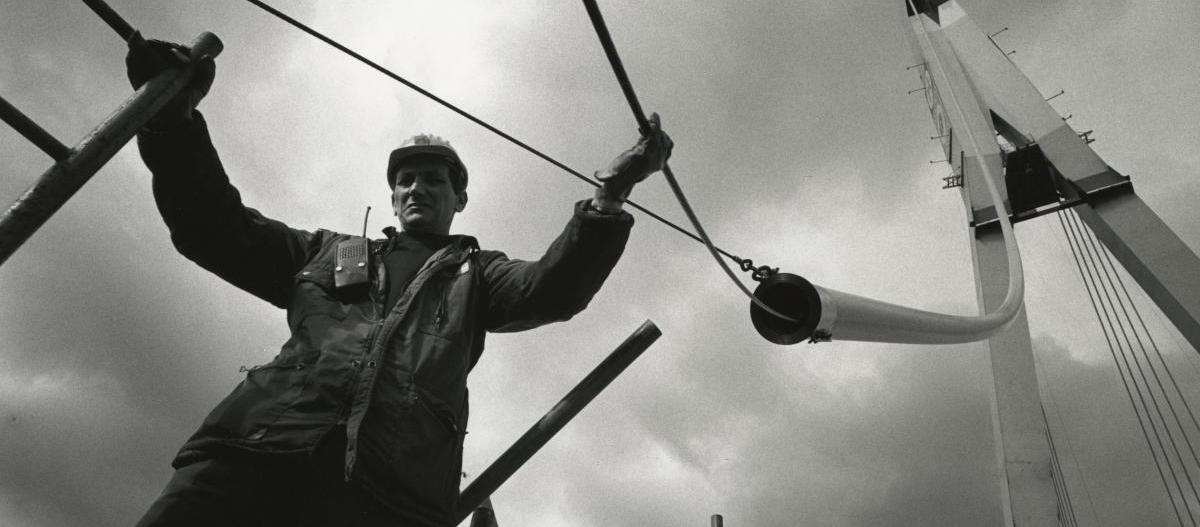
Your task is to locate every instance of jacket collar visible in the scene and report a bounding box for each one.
[380,226,479,253]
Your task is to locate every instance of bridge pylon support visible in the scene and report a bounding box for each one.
[908,0,1200,524]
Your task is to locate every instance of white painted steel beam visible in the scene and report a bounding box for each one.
[974,226,1058,527]
[1075,190,1200,352]
[907,2,1060,525]
[787,0,1028,347]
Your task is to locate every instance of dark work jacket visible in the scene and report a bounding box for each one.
[137,113,633,526]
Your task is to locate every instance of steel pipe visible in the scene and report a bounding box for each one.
[467,497,499,527]
[454,320,662,524]
[80,0,168,72]
[0,32,223,266]
[749,3,1028,346]
[81,0,137,41]
[0,95,71,161]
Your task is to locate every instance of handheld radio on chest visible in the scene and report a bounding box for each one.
[335,207,371,291]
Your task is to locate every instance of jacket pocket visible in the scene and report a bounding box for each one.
[240,356,312,376]
[377,387,464,512]
[199,353,317,441]
[418,266,471,342]
[290,265,354,327]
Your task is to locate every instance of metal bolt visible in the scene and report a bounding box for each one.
[357,261,366,268]
[335,265,344,272]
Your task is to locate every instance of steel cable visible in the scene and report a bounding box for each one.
[1044,221,1106,527]
[1058,210,1190,527]
[238,0,762,281]
[579,0,796,322]
[1066,209,1199,524]
[1043,405,1079,527]
[1070,210,1200,515]
[1095,220,1200,448]
[1070,211,1200,511]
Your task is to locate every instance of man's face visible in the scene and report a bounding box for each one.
[391,158,467,235]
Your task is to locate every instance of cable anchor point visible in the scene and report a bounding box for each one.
[736,257,779,282]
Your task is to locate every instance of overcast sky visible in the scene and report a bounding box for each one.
[2,1,1199,526]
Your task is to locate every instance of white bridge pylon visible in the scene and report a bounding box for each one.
[896,1,1200,526]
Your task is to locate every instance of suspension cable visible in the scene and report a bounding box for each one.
[1069,210,1200,513]
[578,0,795,322]
[1028,253,1101,527]
[1058,210,1190,527]
[1066,209,1200,523]
[1070,210,1200,476]
[239,0,767,278]
[1094,219,1200,445]
[1043,405,1079,527]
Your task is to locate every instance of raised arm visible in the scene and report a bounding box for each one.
[483,115,672,331]
[482,201,633,332]
[130,39,318,308]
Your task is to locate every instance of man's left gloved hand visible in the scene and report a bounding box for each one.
[592,112,673,213]
[125,33,216,130]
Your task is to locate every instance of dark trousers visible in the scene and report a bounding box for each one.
[136,428,401,527]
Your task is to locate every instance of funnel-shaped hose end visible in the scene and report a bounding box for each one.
[751,273,823,345]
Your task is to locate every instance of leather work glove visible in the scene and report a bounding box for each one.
[125,33,216,129]
[593,112,673,213]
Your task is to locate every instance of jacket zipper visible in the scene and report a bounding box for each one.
[434,295,446,328]
[369,239,390,320]
[376,251,460,341]
[345,241,475,474]
[357,246,470,393]
[416,391,460,435]
[239,361,309,374]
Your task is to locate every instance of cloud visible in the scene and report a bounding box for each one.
[2,1,1199,526]
[0,369,169,526]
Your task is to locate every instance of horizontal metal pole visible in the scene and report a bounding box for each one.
[454,320,662,524]
[0,95,71,161]
[0,32,223,267]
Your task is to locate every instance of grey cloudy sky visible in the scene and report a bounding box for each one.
[1,0,1198,526]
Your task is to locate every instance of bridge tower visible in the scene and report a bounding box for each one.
[905,1,1200,525]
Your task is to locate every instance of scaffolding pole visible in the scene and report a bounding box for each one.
[0,96,71,161]
[0,31,222,266]
[454,320,662,524]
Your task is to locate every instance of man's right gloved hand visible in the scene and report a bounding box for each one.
[592,112,673,213]
[125,33,216,129]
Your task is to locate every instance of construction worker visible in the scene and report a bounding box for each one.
[127,39,671,526]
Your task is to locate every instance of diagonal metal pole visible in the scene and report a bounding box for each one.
[0,30,222,266]
[80,0,137,41]
[81,0,169,70]
[454,320,662,524]
[0,96,71,161]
